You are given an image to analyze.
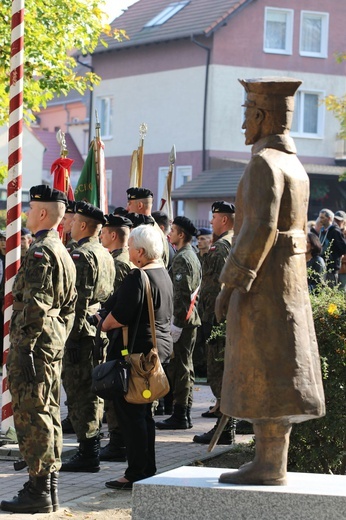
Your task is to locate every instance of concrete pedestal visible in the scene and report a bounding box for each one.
[132,466,346,520]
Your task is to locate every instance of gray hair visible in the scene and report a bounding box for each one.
[320,208,334,221]
[130,224,163,260]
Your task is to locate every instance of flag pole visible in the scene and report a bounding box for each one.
[159,145,176,222]
[94,110,107,213]
[2,0,25,435]
[137,122,148,188]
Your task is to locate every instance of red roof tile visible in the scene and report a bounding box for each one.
[95,0,254,53]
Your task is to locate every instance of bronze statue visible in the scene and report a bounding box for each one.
[215,77,325,486]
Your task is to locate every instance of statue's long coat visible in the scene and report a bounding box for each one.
[220,134,325,422]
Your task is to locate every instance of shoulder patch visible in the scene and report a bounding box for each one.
[72,253,81,261]
[33,251,44,259]
[175,273,183,281]
[209,245,216,251]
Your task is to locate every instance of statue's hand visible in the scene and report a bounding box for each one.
[215,287,233,323]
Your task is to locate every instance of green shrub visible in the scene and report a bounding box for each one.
[209,284,346,474]
[288,285,346,475]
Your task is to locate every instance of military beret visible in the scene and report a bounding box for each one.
[75,201,106,224]
[127,213,155,228]
[197,227,212,237]
[173,216,197,237]
[211,201,235,214]
[66,200,77,214]
[21,227,31,236]
[113,206,128,216]
[104,214,133,228]
[126,187,153,200]
[334,210,346,221]
[30,185,68,205]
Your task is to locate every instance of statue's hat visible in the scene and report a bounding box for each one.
[239,77,302,112]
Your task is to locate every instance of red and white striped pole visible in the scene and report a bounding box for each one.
[1,0,24,434]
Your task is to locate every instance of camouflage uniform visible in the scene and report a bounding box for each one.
[198,230,233,399]
[6,230,77,476]
[63,237,115,441]
[168,244,201,408]
[65,238,78,254]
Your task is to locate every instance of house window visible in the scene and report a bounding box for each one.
[264,7,293,55]
[106,170,112,205]
[96,97,113,139]
[175,166,192,216]
[144,1,189,27]
[291,90,324,138]
[300,11,329,58]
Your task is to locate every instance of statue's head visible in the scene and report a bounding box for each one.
[239,77,302,144]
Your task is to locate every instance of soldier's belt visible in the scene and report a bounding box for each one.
[13,302,61,317]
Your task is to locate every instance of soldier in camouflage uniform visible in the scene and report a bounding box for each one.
[156,216,201,430]
[1,186,77,514]
[61,201,115,473]
[60,199,78,435]
[194,227,213,377]
[193,201,236,445]
[99,214,133,462]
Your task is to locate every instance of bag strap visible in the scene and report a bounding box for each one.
[141,269,157,352]
[122,268,146,356]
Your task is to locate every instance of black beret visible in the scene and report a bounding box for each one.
[211,201,235,214]
[127,213,155,227]
[173,216,197,237]
[104,214,133,228]
[66,200,77,214]
[113,206,128,216]
[126,187,153,200]
[75,201,106,224]
[30,185,68,205]
[21,227,31,236]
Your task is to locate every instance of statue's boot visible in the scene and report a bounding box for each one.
[219,421,292,486]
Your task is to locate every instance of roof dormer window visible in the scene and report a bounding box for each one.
[144,1,190,27]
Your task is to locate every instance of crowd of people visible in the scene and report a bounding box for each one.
[0,180,345,512]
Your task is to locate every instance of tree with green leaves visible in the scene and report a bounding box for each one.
[0,0,126,180]
[324,52,346,140]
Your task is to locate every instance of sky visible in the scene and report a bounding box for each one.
[103,0,139,22]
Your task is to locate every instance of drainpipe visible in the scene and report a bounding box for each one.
[190,36,211,172]
[76,55,94,146]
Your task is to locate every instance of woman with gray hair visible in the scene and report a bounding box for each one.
[100,225,173,489]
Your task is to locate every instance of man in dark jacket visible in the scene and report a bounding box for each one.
[318,208,346,285]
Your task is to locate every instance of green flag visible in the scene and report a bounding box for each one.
[74,144,99,206]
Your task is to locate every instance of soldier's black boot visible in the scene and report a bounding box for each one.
[60,436,100,472]
[100,431,127,462]
[51,471,59,512]
[155,403,189,430]
[193,417,236,445]
[1,475,52,513]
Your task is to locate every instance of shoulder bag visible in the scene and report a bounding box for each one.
[91,320,131,400]
[124,269,170,404]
